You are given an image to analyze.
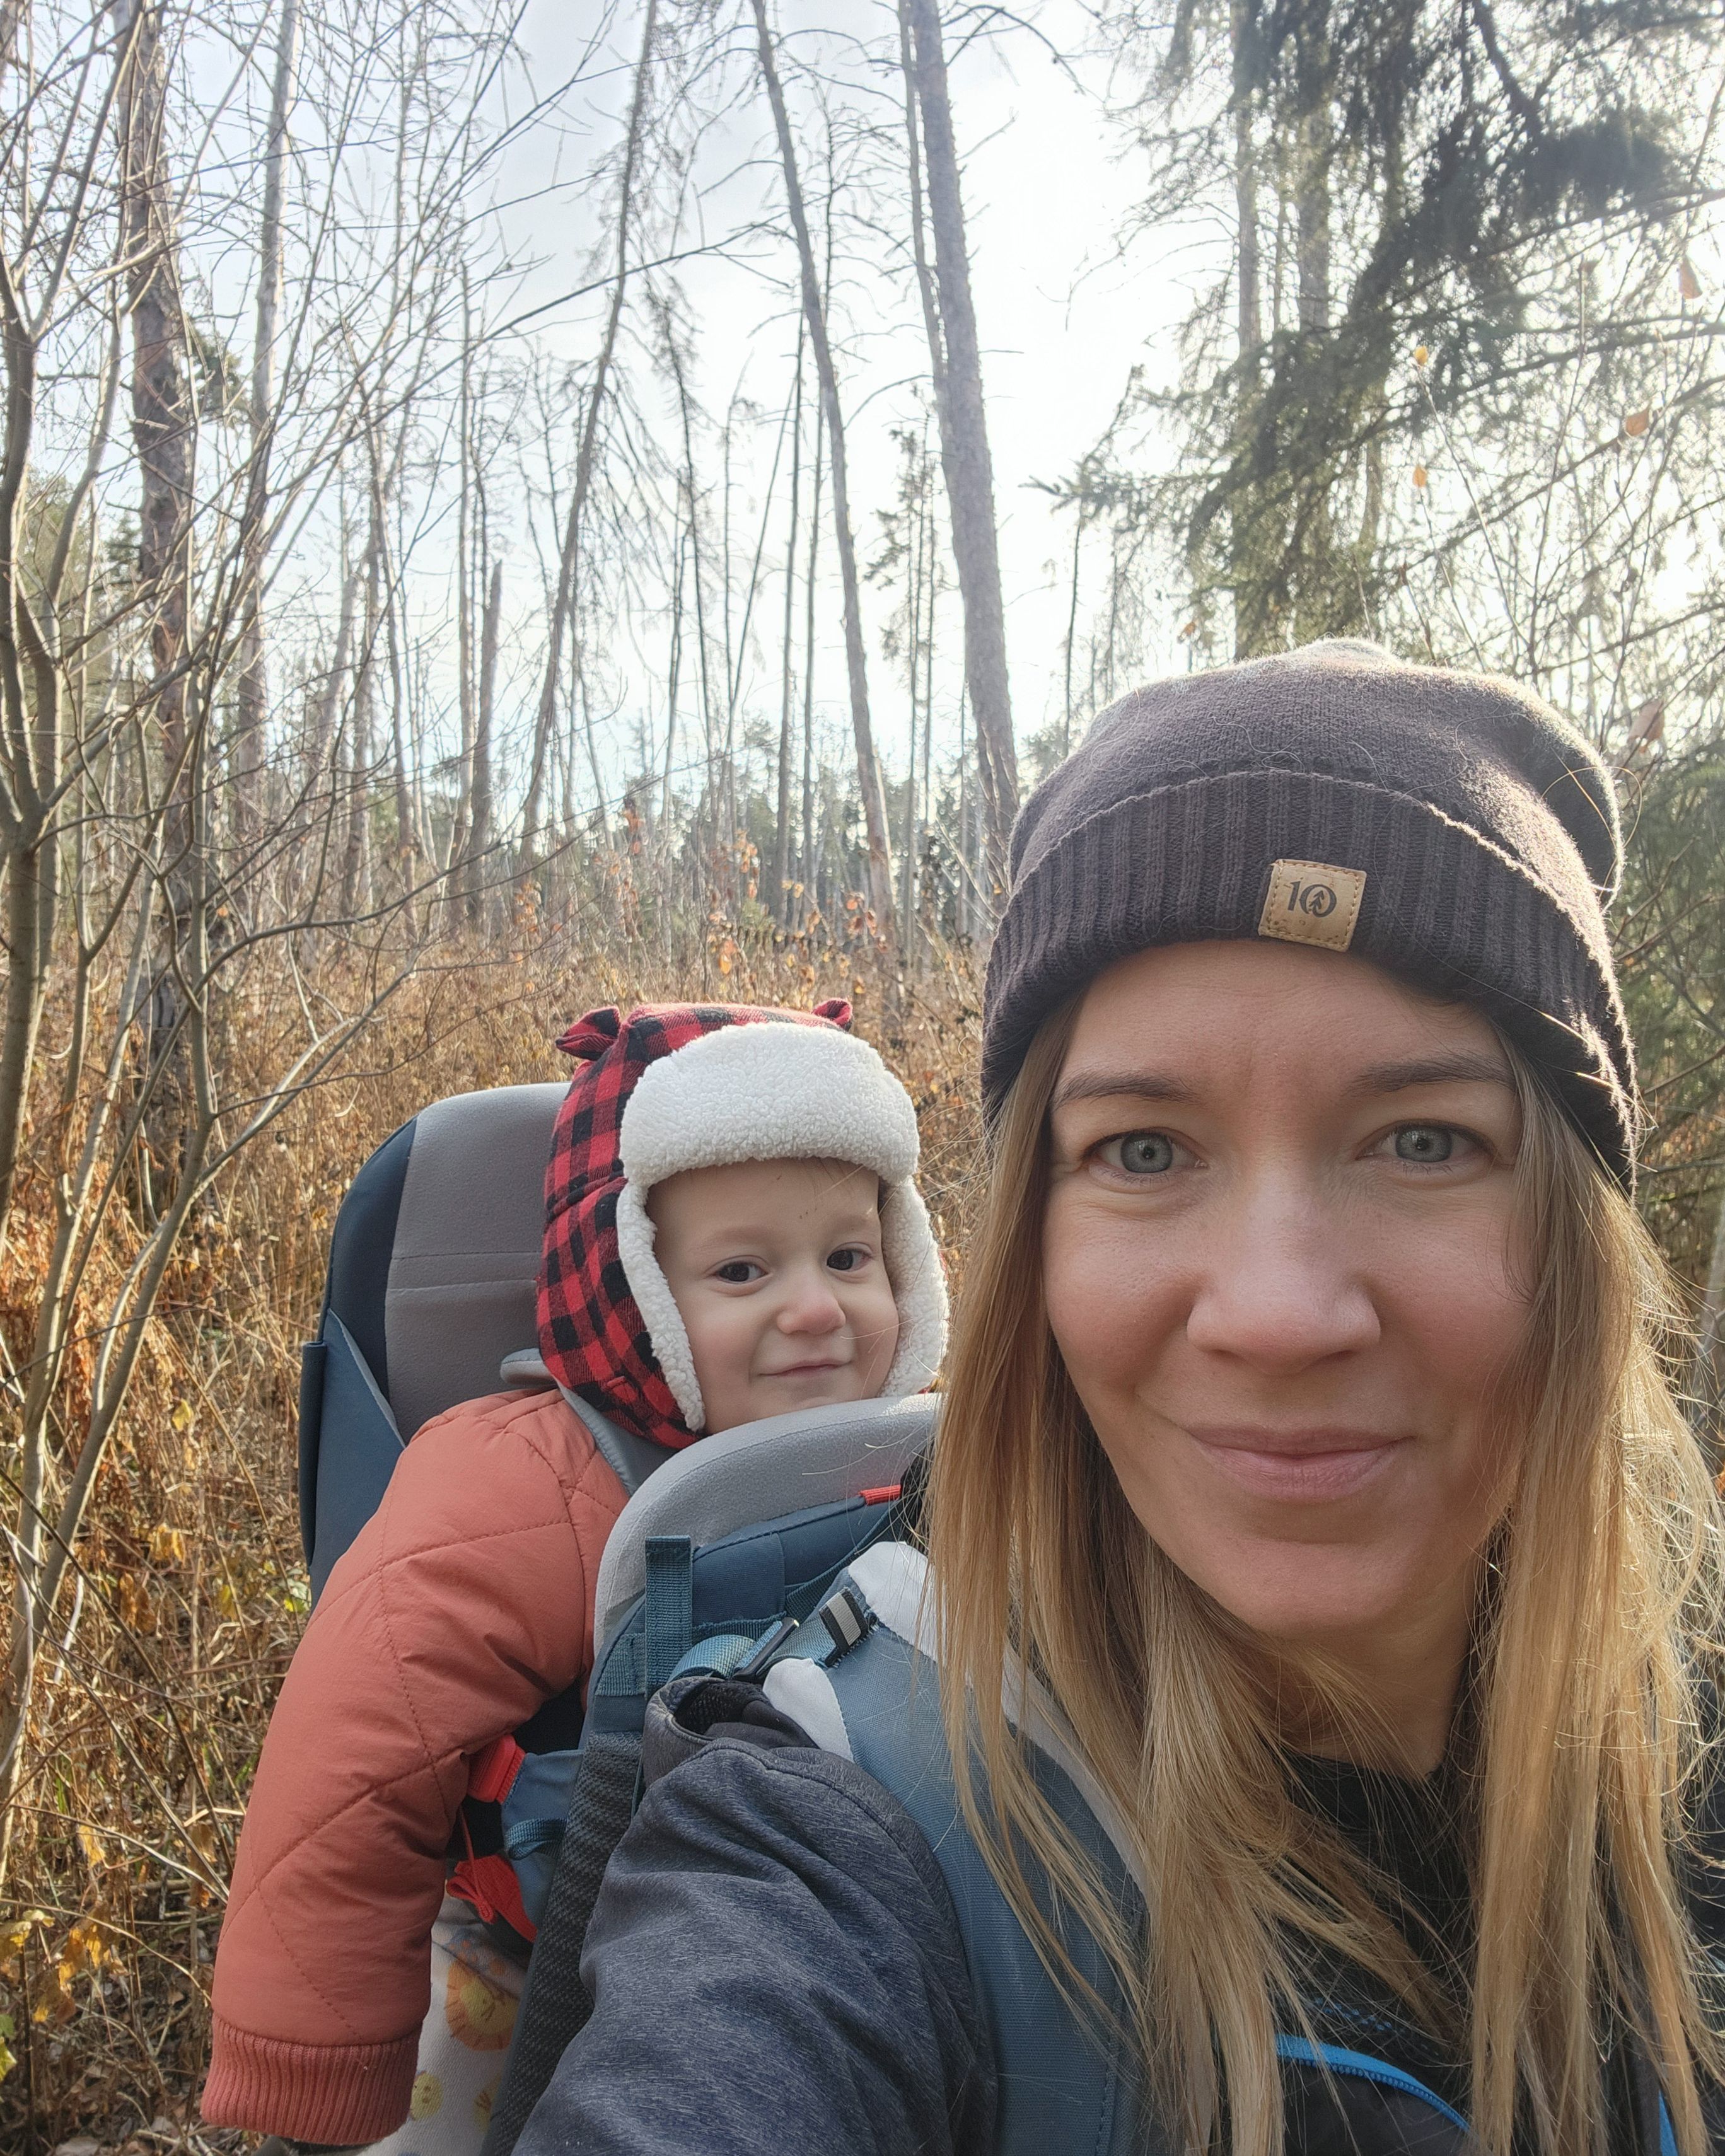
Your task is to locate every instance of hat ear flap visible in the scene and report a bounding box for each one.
[613,1181,706,1430]
[813,997,853,1030]
[879,1181,949,1396]
[557,1006,622,1060]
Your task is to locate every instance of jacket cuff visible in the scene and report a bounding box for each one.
[201,2019,418,2144]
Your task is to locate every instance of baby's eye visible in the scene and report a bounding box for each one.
[1096,1131,1179,1176]
[826,1246,870,1273]
[712,1260,764,1285]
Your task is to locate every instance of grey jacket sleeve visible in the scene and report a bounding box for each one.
[517,1682,997,2156]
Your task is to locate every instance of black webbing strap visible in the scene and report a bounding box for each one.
[480,1730,642,2156]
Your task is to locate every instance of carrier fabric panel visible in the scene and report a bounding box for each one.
[327,1115,418,1396]
[310,1313,405,1602]
[299,1115,417,1568]
[382,1082,566,1442]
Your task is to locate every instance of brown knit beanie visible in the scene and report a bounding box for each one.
[983,639,1636,1186]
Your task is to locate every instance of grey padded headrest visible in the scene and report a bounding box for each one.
[593,1393,938,1647]
[383,1082,565,1441]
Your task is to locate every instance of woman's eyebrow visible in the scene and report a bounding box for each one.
[1344,1052,1513,1098]
[1051,1071,1195,1109]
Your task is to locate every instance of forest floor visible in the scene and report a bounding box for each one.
[0,918,988,2155]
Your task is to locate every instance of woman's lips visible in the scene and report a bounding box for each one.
[1183,1425,1410,1502]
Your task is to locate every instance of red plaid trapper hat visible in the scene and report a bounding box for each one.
[535,999,859,1450]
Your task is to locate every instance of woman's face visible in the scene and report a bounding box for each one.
[1043,941,1528,1708]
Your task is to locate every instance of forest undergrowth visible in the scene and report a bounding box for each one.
[0,911,986,2156]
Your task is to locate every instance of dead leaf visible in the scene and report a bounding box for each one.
[1623,409,1651,438]
[1680,258,1702,300]
[185,1815,220,1906]
[1412,465,1428,489]
[0,1916,38,1957]
[32,1958,76,2024]
[1414,344,1429,366]
[76,1822,107,1870]
[148,1524,187,1567]
[116,1571,154,1633]
[60,1919,108,1976]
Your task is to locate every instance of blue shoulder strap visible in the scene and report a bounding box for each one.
[819,1608,1153,2156]
[804,1545,1512,2156]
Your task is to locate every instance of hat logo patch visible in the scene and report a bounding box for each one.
[1258,859,1366,953]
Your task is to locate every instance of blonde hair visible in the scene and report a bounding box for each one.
[926,997,1724,2156]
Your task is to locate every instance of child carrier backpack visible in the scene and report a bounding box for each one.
[296,1080,677,1943]
[296,1082,936,1956]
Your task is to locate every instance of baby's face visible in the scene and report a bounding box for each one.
[648,1157,900,1434]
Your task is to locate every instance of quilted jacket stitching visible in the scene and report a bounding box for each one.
[309,1394,588,1618]
[228,1413,603,1924]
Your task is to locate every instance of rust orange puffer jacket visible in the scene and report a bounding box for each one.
[202,1387,627,2147]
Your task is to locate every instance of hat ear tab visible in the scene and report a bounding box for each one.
[557,1006,622,1060]
[813,997,854,1031]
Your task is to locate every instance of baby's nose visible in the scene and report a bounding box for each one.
[778,1270,846,1333]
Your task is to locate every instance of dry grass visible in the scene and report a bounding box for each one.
[0,908,986,2155]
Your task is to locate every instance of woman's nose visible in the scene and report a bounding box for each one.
[1183,1181,1380,1374]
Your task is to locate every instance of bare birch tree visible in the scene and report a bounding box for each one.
[902,0,1016,892]
[521,0,659,852]
[752,0,894,936]
[233,0,301,832]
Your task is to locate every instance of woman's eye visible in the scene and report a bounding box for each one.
[714,1260,762,1284]
[1389,1123,1459,1164]
[1098,1131,1178,1176]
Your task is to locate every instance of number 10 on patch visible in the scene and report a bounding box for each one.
[1257,858,1367,953]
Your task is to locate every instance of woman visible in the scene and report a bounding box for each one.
[517,640,1725,2156]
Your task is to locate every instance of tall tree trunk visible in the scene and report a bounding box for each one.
[800,390,823,912]
[342,511,381,920]
[122,1,193,862]
[1291,9,1333,642]
[0,265,54,1255]
[1234,8,1262,359]
[121,0,197,1195]
[1295,100,1330,328]
[366,424,414,888]
[311,551,358,779]
[451,281,475,883]
[774,330,803,925]
[753,0,894,937]
[903,0,1016,899]
[1229,0,1268,658]
[294,547,355,929]
[522,0,658,849]
[468,556,499,922]
[233,0,299,835]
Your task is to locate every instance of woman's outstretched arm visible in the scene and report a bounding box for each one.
[518,1686,997,2156]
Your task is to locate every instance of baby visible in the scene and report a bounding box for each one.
[203,1000,946,2153]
